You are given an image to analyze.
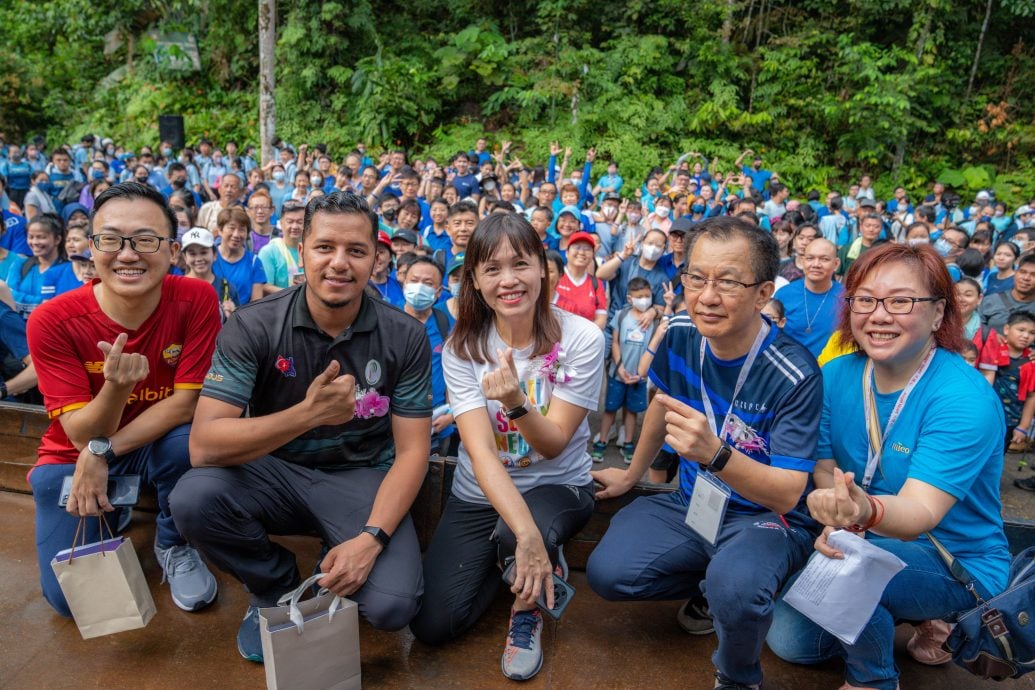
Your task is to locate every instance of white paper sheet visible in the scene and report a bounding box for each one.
[783,530,906,645]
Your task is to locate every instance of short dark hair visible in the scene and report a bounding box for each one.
[956,248,985,278]
[1018,253,1035,271]
[532,206,554,222]
[1007,311,1035,328]
[407,255,444,281]
[828,195,843,211]
[627,277,651,293]
[448,200,478,219]
[687,215,780,283]
[91,181,177,239]
[302,190,378,242]
[166,161,186,174]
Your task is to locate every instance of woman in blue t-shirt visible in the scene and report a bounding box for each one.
[6,213,67,317]
[767,243,1010,690]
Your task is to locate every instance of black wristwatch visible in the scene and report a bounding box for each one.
[504,398,530,421]
[87,437,118,464]
[707,441,733,473]
[361,525,391,548]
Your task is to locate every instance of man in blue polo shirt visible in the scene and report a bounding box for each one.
[171,191,431,664]
[588,216,822,690]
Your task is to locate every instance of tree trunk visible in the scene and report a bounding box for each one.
[721,0,735,44]
[965,0,994,102]
[258,0,277,166]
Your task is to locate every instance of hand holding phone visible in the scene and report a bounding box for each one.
[501,558,576,620]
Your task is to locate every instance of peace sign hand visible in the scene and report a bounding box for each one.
[482,348,526,410]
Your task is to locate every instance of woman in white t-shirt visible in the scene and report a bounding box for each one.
[410,213,604,681]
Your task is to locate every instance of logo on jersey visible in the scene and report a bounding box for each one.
[162,343,182,367]
[275,355,296,377]
[364,359,382,386]
[85,361,105,374]
[722,414,768,455]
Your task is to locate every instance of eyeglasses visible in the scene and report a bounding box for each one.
[680,271,763,295]
[845,296,941,315]
[91,234,167,254]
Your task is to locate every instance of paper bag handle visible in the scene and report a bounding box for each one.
[67,514,116,565]
[275,573,344,634]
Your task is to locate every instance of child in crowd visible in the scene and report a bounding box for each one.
[762,298,787,329]
[961,341,979,368]
[978,311,1035,450]
[593,277,656,463]
[956,277,983,341]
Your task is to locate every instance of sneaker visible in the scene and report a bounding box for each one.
[591,441,607,462]
[155,543,218,612]
[622,442,635,465]
[714,671,760,689]
[553,544,568,581]
[676,594,714,635]
[237,606,264,663]
[1015,476,1035,492]
[501,608,544,681]
[906,619,953,665]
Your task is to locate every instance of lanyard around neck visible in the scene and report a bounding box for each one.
[698,321,770,441]
[861,346,936,490]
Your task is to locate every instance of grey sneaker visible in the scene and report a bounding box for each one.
[676,594,714,635]
[155,543,217,612]
[501,608,544,681]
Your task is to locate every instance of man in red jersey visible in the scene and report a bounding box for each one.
[26,182,221,618]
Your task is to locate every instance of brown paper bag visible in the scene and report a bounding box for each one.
[260,574,361,690]
[50,518,156,640]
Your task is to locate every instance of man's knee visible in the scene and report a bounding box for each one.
[360,589,420,632]
[703,568,773,627]
[586,544,631,601]
[409,604,454,646]
[168,469,232,537]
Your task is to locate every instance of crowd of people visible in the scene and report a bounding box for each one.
[3,131,1032,689]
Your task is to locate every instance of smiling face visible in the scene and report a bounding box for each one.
[567,239,594,270]
[65,227,89,257]
[27,222,60,261]
[300,212,375,309]
[447,211,478,250]
[91,198,174,301]
[954,281,981,318]
[684,235,772,348]
[472,241,544,321]
[849,261,945,375]
[219,220,248,253]
[184,245,215,276]
[556,213,580,237]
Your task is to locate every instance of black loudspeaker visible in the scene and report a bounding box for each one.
[158,115,185,150]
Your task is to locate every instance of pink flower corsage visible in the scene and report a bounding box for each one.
[538,343,575,384]
[355,387,390,419]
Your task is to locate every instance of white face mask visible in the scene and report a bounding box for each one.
[907,238,929,247]
[602,205,617,219]
[655,206,671,218]
[627,212,642,224]
[448,279,461,294]
[631,297,653,312]
[641,244,664,261]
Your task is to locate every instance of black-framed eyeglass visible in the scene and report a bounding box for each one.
[845,296,941,315]
[90,234,168,254]
[680,271,763,295]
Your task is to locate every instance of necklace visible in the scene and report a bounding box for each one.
[803,282,831,334]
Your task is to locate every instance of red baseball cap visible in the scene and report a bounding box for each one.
[568,231,597,248]
[377,230,392,249]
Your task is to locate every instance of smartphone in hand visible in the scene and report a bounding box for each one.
[501,558,576,620]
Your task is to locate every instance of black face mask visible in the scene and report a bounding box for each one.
[172,178,185,188]
[136,177,149,184]
[382,208,397,222]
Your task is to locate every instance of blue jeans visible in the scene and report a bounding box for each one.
[30,424,192,618]
[586,492,816,686]
[766,536,984,690]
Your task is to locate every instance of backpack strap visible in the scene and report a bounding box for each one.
[431,307,450,342]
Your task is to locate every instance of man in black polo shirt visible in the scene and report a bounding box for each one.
[170,191,432,663]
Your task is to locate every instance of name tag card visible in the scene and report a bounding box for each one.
[685,471,730,545]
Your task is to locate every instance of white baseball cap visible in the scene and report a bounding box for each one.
[181,227,215,249]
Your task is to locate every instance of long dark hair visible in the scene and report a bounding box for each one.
[448,213,561,364]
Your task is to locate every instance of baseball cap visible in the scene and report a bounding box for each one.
[1018,205,1033,216]
[447,254,465,276]
[858,197,877,209]
[568,232,596,248]
[669,217,694,235]
[557,205,581,221]
[377,230,392,249]
[976,190,991,200]
[70,248,93,261]
[181,227,214,250]
[392,229,419,246]
[602,192,622,203]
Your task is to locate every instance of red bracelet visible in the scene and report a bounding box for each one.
[845,494,881,533]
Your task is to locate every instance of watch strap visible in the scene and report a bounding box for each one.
[504,398,530,421]
[361,525,391,548]
[89,437,117,464]
[708,441,733,473]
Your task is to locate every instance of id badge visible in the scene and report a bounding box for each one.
[685,471,730,545]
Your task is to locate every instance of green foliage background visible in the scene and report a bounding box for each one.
[2,0,1034,202]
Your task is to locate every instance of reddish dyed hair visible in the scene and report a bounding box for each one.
[835,242,964,354]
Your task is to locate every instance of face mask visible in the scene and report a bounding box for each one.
[907,238,929,247]
[382,208,397,222]
[10,152,21,162]
[602,205,617,219]
[655,206,670,218]
[627,213,641,224]
[212,157,222,166]
[161,148,173,158]
[448,278,461,295]
[91,170,106,181]
[933,238,953,257]
[172,177,185,188]
[641,244,664,261]
[403,283,437,311]
[311,176,322,187]
[136,177,149,185]
[631,297,652,312]
[272,171,285,182]
[995,209,1005,217]
[692,204,705,214]
[106,147,115,155]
